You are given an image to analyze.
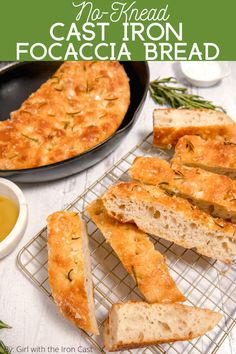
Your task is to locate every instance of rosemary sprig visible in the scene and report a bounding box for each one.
[0,321,11,330]
[149,77,226,112]
[0,321,11,354]
[0,341,10,354]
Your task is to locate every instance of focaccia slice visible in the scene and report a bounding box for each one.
[172,135,236,179]
[102,182,236,263]
[47,211,99,335]
[104,302,222,351]
[153,108,236,148]
[130,156,236,223]
[87,199,185,304]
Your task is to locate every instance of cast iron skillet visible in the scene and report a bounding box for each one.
[0,61,149,183]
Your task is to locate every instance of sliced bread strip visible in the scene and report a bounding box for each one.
[172,135,236,179]
[130,156,236,222]
[87,199,185,304]
[104,302,222,351]
[153,108,236,148]
[102,182,236,263]
[47,211,99,335]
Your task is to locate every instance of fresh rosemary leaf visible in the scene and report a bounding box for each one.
[174,170,185,180]
[67,269,74,282]
[0,321,11,330]
[104,97,118,101]
[66,111,81,116]
[21,134,39,143]
[0,341,10,354]
[149,77,226,112]
[185,140,195,152]
[213,219,224,228]
[158,181,169,187]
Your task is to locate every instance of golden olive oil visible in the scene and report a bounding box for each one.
[0,196,19,242]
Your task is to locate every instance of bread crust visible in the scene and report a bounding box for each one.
[0,61,130,169]
[87,199,185,303]
[173,135,236,178]
[153,108,236,148]
[103,182,236,234]
[130,156,236,222]
[47,211,98,335]
[104,301,222,351]
[102,182,236,263]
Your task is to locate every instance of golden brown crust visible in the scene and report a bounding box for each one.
[47,211,98,335]
[173,135,236,177]
[0,61,130,169]
[87,199,185,304]
[153,108,236,148]
[153,125,236,148]
[130,156,236,222]
[102,182,236,235]
[129,156,173,185]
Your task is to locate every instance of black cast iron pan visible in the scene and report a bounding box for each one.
[0,61,149,183]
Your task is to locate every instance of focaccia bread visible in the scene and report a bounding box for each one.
[153,108,236,148]
[130,156,236,222]
[102,182,236,263]
[104,302,222,351]
[47,211,99,335]
[0,61,130,169]
[172,135,236,179]
[87,199,185,304]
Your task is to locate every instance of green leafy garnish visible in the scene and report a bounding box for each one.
[0,321,11,354]
[0,341,10,354]
[149,77,226,112]
[0,321,11,330]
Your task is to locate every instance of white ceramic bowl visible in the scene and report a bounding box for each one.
[0,178,28,259]
[180,62,230,87]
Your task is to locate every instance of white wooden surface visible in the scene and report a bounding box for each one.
[0,62,236,354]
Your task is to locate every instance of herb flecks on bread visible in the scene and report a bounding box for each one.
[87,199,185,304]
[47,211,99,335]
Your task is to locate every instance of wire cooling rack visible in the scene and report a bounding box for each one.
[17,132,236,354]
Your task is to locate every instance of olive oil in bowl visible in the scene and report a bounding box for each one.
[0,196,19,242]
